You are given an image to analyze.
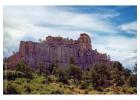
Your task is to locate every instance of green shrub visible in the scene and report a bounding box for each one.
[3,81,19,94]
[128,75,137,87]
[31,76,46,84]
[121,87,137,94]
[84,89,89,94]
[14,78,29,84]
[57,67,69,84]
[47,75,58,82]
[95,86,104,92]
[16,60,34,79]
[3,70,25,80]
[80,81,89,89]
[51,89,64,94]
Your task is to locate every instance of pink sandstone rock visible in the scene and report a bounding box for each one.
[6,33,110,69]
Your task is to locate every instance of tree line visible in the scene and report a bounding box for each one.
[3,57,137,94]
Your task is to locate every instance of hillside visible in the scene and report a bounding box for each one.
[3,59,137,94]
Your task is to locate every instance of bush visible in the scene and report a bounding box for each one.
[3,81,19,94]
[14,78,29,84]
[16,60,34,79]
[3,70,25,80]
[95,86,104,92]
[47,75,58,82]
[111,86,122,94]
[80,81,89,89]
[69,64,83,84]
[51,89,64,94]
[121,87,137,94]
[57,67,68,84]
[31,76,46,84]
[128,75,137,87]
[84,89,89,94]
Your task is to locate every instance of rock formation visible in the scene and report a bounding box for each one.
[6,33,110,69]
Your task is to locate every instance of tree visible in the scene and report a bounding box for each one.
[48,60,59,75]
[83,69,91,82]
[112,61,124,71]
[36,62,44,75]
[111,66,125,86]
[44,67,49,79]
[69,64,82,83]
[3,57,8,70]
[133,63,137,74]
[128,75,137,87]
[16,60,33,79]
[123,68,132,81]
[127,63,137,87]
[69,57,75,65]
[90,62,112,89]
[57,67,68,84]
[48,64,54,75]
[68,57,82,83]
[91,69,99,87]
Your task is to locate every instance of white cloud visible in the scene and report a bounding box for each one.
[93,35,136,68]
[4,6,119,34]
[118,21,137,34]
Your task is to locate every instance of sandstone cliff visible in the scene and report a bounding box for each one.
[6,33,110,69]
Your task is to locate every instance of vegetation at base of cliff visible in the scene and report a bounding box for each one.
[3,59,137,94]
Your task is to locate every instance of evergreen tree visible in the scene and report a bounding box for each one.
[16,60,33,79]
[69,57,83,83]
[36,62,44,75]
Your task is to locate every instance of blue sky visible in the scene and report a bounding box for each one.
[3,6,137,69]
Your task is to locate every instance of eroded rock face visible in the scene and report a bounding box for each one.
[6,33,110,69]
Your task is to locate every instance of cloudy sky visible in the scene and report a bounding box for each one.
[3,6,137,69]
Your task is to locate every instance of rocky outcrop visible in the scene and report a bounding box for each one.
[6,33,110,69]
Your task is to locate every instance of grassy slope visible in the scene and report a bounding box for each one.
[3,74,137,94]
